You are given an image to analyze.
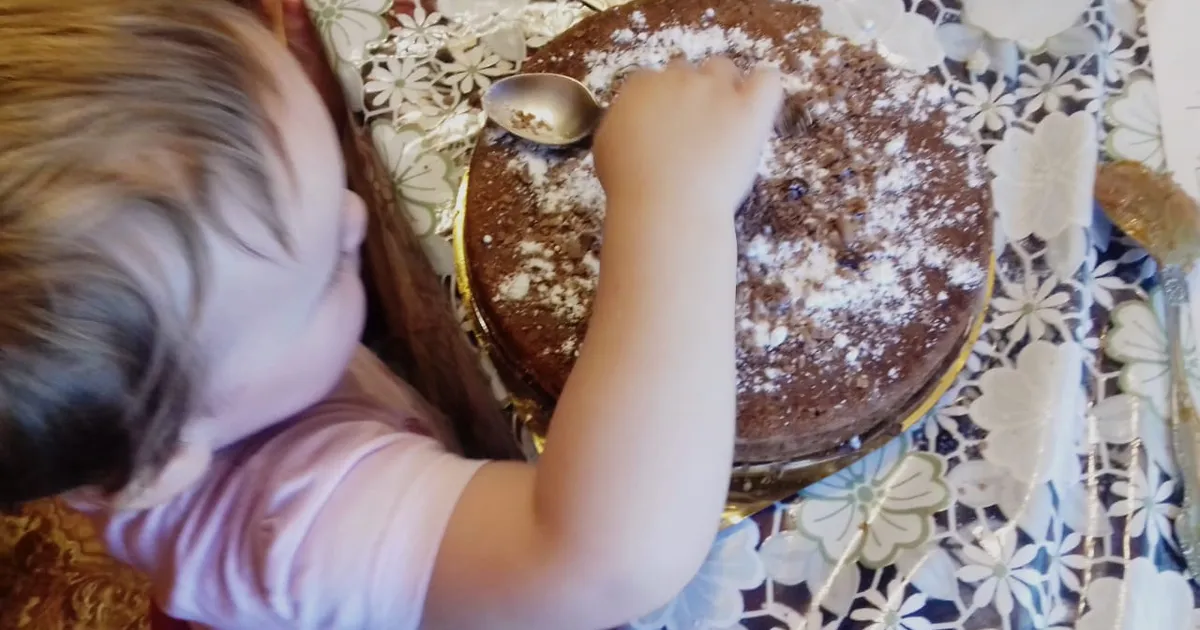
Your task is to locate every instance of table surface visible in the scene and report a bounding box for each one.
[304,0,1199,627]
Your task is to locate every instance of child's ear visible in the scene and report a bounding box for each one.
[113,437,212,511]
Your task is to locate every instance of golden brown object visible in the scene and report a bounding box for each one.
[1096,159,1200,581]
[0,499,150,629]
[1095,160,1200,268]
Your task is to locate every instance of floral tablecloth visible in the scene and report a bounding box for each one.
[305,0,1199,627]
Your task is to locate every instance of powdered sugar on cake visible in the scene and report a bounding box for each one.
[483,7,989,391]
[496,240,598,324]
[585,24,774,98]
[507,150,606,216]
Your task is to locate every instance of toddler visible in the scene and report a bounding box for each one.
[0,1,782,628]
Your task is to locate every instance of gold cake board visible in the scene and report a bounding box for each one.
[453,173,994,528]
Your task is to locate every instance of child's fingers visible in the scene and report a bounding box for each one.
[741,65,784,128]
[665,57,694,74]
[699,56,739,83]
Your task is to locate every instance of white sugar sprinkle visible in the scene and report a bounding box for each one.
[487,17,987,378]
[509,150,605,215]
[581,251,601,275]
[950,259,986,287]
[884,134,907,156]
[499,273,531,300]
[589,24,774,96]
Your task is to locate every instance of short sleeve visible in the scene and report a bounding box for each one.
[254,419,484,629]
[97,406,485,630]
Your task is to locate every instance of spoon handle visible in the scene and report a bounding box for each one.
[1163,265,1200,578]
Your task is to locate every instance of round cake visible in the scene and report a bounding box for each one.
[463,0,992,463]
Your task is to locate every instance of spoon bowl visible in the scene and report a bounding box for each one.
[482,73,604,146]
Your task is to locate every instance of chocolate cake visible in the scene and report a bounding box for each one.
[463,0,992,463]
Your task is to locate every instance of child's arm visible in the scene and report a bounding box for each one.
[424,58,782,630]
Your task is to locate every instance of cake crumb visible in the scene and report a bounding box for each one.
[510,109,552,134]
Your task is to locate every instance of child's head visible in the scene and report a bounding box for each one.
[0,0,368,509]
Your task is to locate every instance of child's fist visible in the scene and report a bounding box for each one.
[593,57,783,217]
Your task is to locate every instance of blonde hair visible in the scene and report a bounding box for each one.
[0,0,282,506]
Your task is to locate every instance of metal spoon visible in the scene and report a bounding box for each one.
[1095,160,1200,579]
[483,69,817,147]
[482,73,604,146]
[480,0,604,146]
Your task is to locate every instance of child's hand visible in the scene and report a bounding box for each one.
[593,57,783,216]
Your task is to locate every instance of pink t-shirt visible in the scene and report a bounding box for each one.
[78,350,485,630]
